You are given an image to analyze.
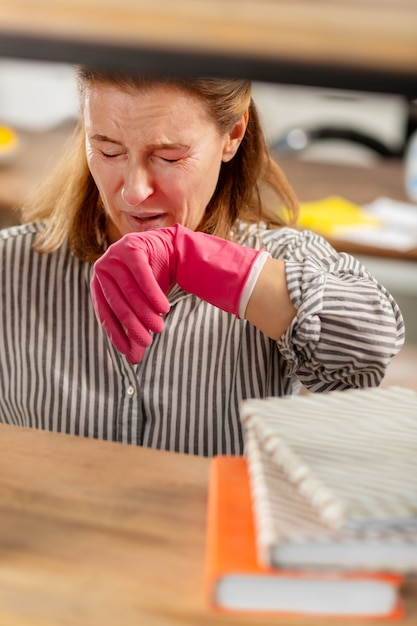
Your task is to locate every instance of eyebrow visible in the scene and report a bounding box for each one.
[90,133,188,150]
[90,133,123,145]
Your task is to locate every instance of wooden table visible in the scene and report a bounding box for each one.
[0,0,416,95]
[275,154,417,261]
[0,423,416,626]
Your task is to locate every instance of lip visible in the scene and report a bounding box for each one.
[124,212,170,232]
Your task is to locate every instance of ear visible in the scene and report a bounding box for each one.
[222,110,249,162]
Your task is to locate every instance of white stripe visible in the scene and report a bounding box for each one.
[0,222,405,456]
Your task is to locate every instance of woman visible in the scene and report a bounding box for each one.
[0,67,404,455]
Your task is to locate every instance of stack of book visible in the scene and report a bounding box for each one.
[204,386,417,619]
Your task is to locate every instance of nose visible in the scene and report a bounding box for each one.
[121,166,154,206]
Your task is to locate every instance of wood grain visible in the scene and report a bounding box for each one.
[0,423,416,625]
[0,0,416,75]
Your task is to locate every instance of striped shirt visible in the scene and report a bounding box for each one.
[0,221,405,456]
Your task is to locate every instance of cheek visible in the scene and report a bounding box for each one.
[89,160,119,197]
[198,156,223,197]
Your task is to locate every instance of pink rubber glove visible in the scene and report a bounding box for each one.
[91,224,268,363]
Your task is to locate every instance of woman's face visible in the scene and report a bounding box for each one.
[83,82,247,242]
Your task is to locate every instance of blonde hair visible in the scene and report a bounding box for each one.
[22,68,298,262]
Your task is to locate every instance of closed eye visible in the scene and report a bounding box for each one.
[160,157,180,163]
[101,151,122,159]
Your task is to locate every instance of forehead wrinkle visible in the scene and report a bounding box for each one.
[86,85,213,152]
[90,133,189,152]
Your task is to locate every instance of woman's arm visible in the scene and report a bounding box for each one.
[251,228,405,390]
[245,256,297,339]
[91,223,404,384]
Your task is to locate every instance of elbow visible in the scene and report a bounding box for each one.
[278,303,406,392]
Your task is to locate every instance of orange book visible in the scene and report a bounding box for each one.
[204,455,404,619]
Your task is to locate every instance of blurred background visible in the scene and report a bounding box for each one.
[0,59,415,389]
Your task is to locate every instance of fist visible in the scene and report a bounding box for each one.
[91,224,265,364]
[91,229,177,363]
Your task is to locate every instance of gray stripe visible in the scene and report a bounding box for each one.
[0,222,405,456]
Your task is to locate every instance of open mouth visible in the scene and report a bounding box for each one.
[131,212,164,222]
[126,212,167,231]
[134,215,156,222]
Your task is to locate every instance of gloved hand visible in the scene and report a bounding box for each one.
[91,224,268,363]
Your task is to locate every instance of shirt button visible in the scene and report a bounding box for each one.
[126,385,136,397]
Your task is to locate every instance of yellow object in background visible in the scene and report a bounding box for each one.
[297,196,381,238]
[0,125,20,164]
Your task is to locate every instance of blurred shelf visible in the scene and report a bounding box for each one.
[0,0,416,95]
[0,121,76,213]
